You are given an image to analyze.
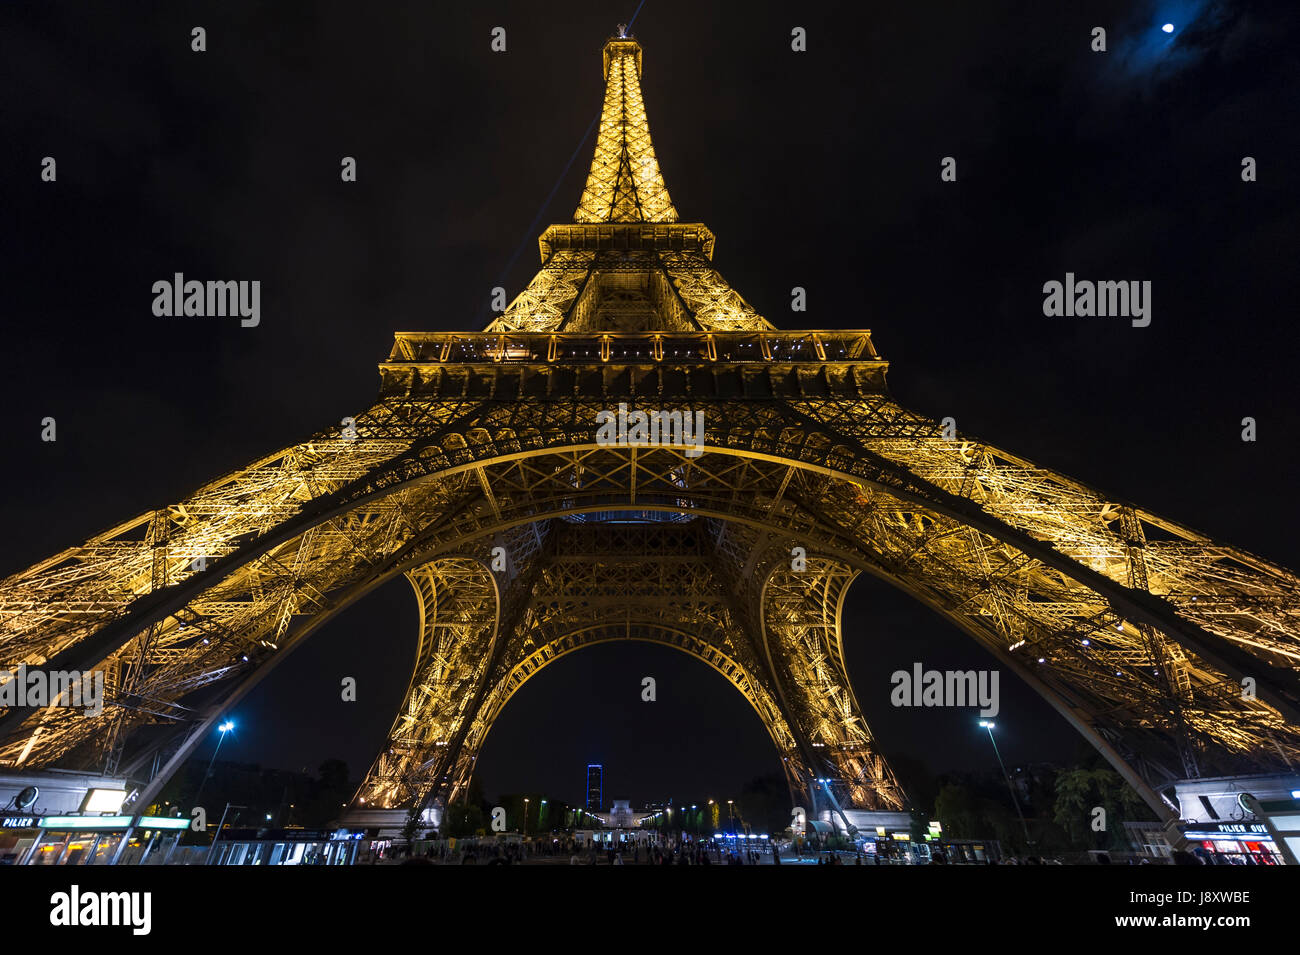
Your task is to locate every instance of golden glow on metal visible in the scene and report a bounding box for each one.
[574,39,677,224]
[1,33,1298,825]
[485,38,770,336]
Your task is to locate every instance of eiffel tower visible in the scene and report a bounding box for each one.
[2,33,1299,833]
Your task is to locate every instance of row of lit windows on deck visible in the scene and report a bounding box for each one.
[388,332,881,365]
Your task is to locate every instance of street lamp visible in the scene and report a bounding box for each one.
[192,719,235,810]
[524,797,529,836]
[979,721,1032,846]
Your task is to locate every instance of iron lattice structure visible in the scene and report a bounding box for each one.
[2,36,1299,823]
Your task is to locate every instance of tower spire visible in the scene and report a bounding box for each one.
[574,35,678,223]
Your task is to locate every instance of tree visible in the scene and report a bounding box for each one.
[885,751,939,815]
[1053,767,1153,850]
[300,759,351,826]
[739,772,791,835]
[401,805,421,846]
[934,782,983,839]
[442,802,486,838]
[933,779,1028,851]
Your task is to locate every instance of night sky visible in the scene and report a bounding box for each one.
[2,1,1298,809]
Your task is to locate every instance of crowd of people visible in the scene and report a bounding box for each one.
[330,831,1264,866]
[375,834,784,865]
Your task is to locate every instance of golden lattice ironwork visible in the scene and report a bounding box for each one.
[2,33,1298,825]
[574,38,677,224]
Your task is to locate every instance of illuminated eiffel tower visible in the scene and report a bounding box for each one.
[2,33,1299,832]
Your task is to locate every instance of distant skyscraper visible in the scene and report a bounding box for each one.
[586,764,603,810]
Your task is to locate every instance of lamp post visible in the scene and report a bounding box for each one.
[523,797,529,836]
[192,720,235,811]
[980,721,1031,847]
